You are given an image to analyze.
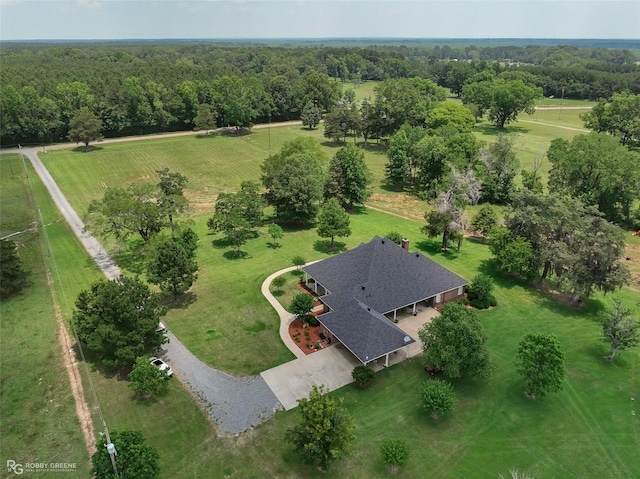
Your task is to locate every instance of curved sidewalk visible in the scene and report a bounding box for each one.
[261,267,308,360]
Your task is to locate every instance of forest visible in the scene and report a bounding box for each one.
[1,40,639,145]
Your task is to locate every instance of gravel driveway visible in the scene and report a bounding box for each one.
[19,147,283,435]
[161,332,282,434]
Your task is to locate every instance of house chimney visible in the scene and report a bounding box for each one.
[401,238,410,251]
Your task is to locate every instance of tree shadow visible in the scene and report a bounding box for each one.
[161,291,197,310]
[71,145,104,152]
[267,241,282,249]
[194,132,219,139]
[211,237,233,249]
[474,123,531,138]
[379,182,405,193]
[111,239,147,274]
[220,127,253,137]
[346,205,368,215]
[320,140,347,149]
[415,239,460,260]
[272,289,285,297]
[280,222,315,233]
[223,250,251,260]
[476,259,522,291]
[313,240,347,255]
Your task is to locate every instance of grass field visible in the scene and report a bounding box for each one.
[12,112,640,478]
[0,155,93,476]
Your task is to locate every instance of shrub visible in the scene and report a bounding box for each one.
[488,294,498,307]
[292,255,306,269]
[308,315,320,326]
[470,298,487,309]
[380,438,410,473]
[418,379,455,418]
[290,292,314,318]
[385,231,403,245]
[351,365,376,387]
[469,273,494,301]
[271,275,286,290]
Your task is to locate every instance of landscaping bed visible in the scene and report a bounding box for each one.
[288,318,332,355]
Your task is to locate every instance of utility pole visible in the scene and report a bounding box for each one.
[102,421,119,477]
[558,87,565,119]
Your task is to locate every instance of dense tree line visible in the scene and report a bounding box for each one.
[1,41,638,145]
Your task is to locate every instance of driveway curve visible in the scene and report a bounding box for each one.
[18,147,284,435]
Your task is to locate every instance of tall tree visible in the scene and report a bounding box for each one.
[601,300,639,362]
[463,79,541,129]
[147,233,198,296]
[73,276,167,369]
[261,137,326,203]
[323,103,359,143]
[285,385,356,471]
[373,77,447,134]
[193,103,217,134]
[478,134,519,204]
[295,69,341,112]
[516,333,565,399]
[471,205,498,239]
[554,214,630,304]
[317,198,351,246]
[488,227,539,279]
[547,132,640,226]
[91,430,160,479]
[86,183,165,243]
[207,188,261,255]
[422,168,481,249]
[324,144,372,207]
[426,101,475,133]
[385,123,427,186]
[270,153,324,224]
[581,92,640,146]
[67,107,102,147]
[300,101,322,129]
[0,239,29,299]
[414,134,448,196]
[418,301,493,379]
[505,192,586,283]
[156,168,189,239]
[213,75,256,130]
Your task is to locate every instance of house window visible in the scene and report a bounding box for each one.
[435,293,441,303]
[457,286,464,295]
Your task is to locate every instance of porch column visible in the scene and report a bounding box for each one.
[393,309,397,321]
[412,302,417,315]
[314,281,317,293]
[384,353,389,367]
[304,273,308,285]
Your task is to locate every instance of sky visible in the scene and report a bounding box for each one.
[1,0,638,41]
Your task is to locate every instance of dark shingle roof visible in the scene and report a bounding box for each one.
[303,236,468,363]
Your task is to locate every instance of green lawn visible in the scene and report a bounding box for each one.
[21,118,640,478]
[0,155,93,476]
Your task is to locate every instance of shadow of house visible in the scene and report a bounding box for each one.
[302,236,468,367]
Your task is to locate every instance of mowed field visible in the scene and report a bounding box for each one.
[13,112,638,478]
[0,155,94,476]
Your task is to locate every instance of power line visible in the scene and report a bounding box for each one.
[20,151,118,476]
